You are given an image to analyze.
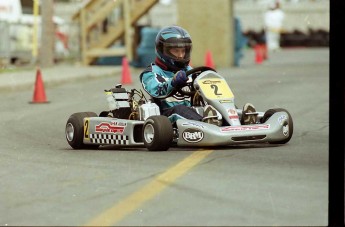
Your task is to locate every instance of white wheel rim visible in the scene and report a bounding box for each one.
[66,123,75,142]
[144,124,154,143]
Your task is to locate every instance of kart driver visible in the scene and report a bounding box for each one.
[140,25,257,125]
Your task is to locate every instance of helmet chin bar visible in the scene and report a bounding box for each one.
[175,60,189,69]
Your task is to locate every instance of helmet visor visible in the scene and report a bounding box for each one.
[163,42,192,62]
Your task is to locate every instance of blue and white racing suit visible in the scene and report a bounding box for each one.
[140,63,203,123]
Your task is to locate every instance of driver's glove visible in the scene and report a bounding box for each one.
[171,70,188,88]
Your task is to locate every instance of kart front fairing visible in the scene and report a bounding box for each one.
[175,111,291,146]
[172,70,291,146]
[192,70,243,126]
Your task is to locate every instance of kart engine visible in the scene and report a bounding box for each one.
[105,85,160,120]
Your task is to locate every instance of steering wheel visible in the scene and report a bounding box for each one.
[176,66,216,97]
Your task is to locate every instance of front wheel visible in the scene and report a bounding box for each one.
[143,116,174,151]
[261,108,293,144]
[65,112,100,149]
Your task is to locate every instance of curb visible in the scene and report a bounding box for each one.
[0,66,123,93]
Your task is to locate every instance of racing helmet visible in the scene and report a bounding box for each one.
[155,26,192,70]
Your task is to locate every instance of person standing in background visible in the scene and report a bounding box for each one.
[234,17,248,67]
[264,0,285,51]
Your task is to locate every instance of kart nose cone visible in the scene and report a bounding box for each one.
[66,123,75,142]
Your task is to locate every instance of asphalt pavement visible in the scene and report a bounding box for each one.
[0,47,333,226]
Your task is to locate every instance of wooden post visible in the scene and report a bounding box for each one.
[40,0,55,67]
[123,0,133,61]
[176,0,234,67]
[32,0,39,60]
[80,8,88,65]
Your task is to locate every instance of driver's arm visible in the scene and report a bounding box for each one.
[141,71,176,98]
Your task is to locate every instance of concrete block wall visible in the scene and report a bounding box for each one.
[234,0,329,32]
[136,0,329,33]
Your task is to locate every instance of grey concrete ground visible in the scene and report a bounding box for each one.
[0,47,330,226]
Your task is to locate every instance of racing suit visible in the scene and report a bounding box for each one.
[140,60,203,123]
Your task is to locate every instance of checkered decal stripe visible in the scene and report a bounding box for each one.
[90,134,129,145]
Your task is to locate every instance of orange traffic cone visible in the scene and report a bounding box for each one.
[121,57,132,84]
[254,44,263,64]
[205,50,215,69]
[30,67,49,103]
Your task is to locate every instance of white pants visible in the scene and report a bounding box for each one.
[266,30,281,51]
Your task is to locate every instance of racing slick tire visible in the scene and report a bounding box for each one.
[261,108,293,144]
[65,112,100,149]
[143,115,174,151]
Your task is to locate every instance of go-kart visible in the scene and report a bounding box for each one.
[65,66,293,151]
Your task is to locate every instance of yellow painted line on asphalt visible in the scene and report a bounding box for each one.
[85,149,214,226]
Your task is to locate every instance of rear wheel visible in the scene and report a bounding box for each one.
[65,112,100,149]
[261,108,293,144]
[143,116,174,151]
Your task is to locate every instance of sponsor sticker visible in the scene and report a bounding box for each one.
[228,108,237,115]
[95,122,126,134]
[182,128,204,143]
[283,125,289,136]
[201,80,222,85]
[219,100,233,103]
[181,122,205,129]
[227,108,239,119]
[221,124,270,132]
[278,115,288,125]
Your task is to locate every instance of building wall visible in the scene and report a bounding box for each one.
[176,0,234,67]
[234,1,329,33]
[52,0,329,64]
[135,0,330,33]
[134,0,329,66]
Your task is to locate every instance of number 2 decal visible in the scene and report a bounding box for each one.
[211,84,222,95]
[84,119,89,139]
